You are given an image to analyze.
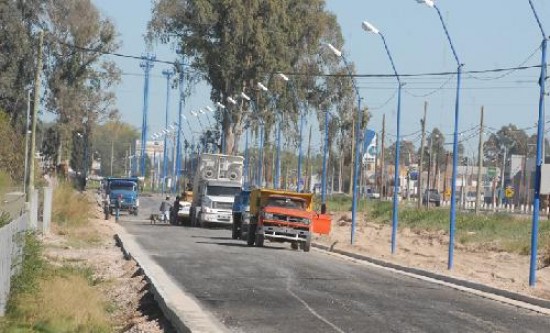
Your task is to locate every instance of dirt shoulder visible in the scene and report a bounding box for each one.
[43,203,174,333]
[314,212,550,301]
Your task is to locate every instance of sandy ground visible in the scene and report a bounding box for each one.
[314,212,550,301]
[43,205,174,333]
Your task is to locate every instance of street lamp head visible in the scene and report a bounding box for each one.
[257,82,268,92]
[322,42,342,57]
[227,96,237,105]
[206,106,214,112]
[416,0,435,7]
[191,111,198,117]
[216,102,226,109]
[361,20,380,34]
[277,73,289,82]
[241,92,251,101]
[198,109,205,114]
[162,68,174,76]
[181,114,187,120]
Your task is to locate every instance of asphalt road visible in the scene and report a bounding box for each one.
[119,195,550,333]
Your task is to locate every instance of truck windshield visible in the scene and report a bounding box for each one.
[267,197,306,210]
[207,186,241,197]
[110,183,135,191]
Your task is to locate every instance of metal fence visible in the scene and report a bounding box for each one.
[0,213,29,316]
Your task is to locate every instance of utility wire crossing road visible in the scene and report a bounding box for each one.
[119,197,550,333]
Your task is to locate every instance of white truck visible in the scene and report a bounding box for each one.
[190,153,244,228]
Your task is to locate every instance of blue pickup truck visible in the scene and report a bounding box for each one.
[103,177,140,219]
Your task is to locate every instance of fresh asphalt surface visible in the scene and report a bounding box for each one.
[118,195,550,333]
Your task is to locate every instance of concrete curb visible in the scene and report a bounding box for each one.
[114,226,229,333]
[312,242,550,315]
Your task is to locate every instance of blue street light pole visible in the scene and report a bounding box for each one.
[419,0,462,269]
[362,21,403,254]
[275,114,282,189]
[243,124,250,186]
[139,54,155,178]
[257,124,265,187]
[528,0,548,287]
[161,69,174,195]
[325,43,363,245]
[256,82,269,187]
[321,109,330,213]
[175,69,184,194]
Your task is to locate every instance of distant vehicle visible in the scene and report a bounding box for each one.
[103,177,139,219]
[465,191,477,203]
[365,188,381,199]
[190,154,244,227]
[422,189,441,207]
[177,201,191,223]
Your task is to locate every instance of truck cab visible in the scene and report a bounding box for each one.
[103,177,139,219]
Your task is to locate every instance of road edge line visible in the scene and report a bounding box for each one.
[312,243,550,315]
[114,228,229,333]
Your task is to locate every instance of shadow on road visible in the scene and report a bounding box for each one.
[191,235,233,241]
[195,241,288,251]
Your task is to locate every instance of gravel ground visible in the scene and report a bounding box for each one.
[43,204,174,333]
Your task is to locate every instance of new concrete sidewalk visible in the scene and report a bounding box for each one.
[113,224,228,333]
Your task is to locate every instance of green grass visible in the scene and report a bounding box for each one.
[0,234,113,333]
[326,196,550,256]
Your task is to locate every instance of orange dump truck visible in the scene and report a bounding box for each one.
[246,189,331,252]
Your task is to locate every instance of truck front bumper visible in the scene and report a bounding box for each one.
[200,211,233,225]
[259,225,309,242]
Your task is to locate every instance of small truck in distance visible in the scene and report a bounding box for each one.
[247,189,331,252]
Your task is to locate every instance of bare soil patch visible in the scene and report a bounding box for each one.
[315,212,550,301]
[43,205,175,333]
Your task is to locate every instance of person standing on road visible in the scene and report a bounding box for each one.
[171,195,181,225]
[160,196,172,223]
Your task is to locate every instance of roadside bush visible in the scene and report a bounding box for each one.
[53,182,92,228]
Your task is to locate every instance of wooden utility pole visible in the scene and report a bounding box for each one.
[380,114,386,198]
[418,102,428,209]
[475,106,485,214]
[27,31,44,201]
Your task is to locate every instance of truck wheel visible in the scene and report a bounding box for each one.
[301,235,311,252]
[255,233,264,247]
[232,213,242,239]
[247,224,256,246]
[190,208,197,227]
[291,242,299,250]
[198,213,206,228]
[231,223,239,239]
[133,208,139,216]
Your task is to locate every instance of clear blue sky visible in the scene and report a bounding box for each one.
[91,0,550,156]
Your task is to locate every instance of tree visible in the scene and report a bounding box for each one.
[484,124,528,167]
[91,120,139,177]
[42,0,121,168]
[386,140,416,167]
[0,0,36,128]
[149,0,350,155]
